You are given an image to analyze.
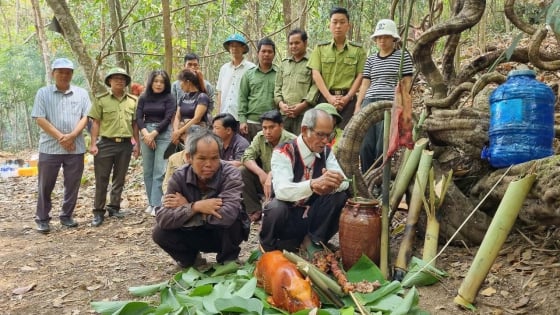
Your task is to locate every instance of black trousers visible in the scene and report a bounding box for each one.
[152,219,245,266]
[259,191,348,252]
[93,138,132,213]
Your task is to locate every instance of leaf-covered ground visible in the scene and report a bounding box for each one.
[0,152,559,314]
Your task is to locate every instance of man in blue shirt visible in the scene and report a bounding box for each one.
[31,58,91,233]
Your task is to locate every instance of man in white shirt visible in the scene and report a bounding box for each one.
[260,108,349,256]
[215,34,255,120]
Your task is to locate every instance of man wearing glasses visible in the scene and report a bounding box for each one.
[260,108,349,258]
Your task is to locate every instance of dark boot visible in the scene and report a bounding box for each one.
[92,210,105,227]
[106,206,125,218]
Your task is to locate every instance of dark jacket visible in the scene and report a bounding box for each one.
[156,161,244,229]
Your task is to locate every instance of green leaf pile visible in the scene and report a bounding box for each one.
[91,254,431,314]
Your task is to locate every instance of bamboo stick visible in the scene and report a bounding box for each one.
[393,150,433,280]
[380,110,391,279]
[454,173,536,309]
[389,138,428,212]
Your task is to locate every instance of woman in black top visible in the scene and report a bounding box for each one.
[171,69,210,145]
[136,70,176,214]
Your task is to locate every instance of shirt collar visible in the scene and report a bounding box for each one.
[296,134,320,160]
[329,39,349,50]
[284,52,310,62]
[51,84,75,95]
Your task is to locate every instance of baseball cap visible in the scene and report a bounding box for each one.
[52,58,74,70]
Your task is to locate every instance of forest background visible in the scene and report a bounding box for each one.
[0,0,549,152]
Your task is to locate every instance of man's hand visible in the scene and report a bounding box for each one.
[89,144,98,156]
[263,172,273,201]
[292,101,308,117]
[310,168,344,195]
[132,143,140,159]
[193,198,223,219]
[162,192,188,208]
[171,130,183,144]
[58,134,76,152]
[239,122,248,135]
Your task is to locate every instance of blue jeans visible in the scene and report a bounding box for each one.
[140,123,171,207]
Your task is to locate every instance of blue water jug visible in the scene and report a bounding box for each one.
[482,69,555,168]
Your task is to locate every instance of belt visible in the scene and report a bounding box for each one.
[102,136,131,143]
[329,89,349,95]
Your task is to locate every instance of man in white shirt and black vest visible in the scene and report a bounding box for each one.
[260,108,349,257]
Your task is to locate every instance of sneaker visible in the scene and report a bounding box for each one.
[36,221,51,234]
[145,205,153,214]
[107,208,125,218]
[60,217,78,228]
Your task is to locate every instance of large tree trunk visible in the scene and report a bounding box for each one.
[46,0,105,94]
[162,0,173,76]
[108,0,127,70]
[31,0,50,84]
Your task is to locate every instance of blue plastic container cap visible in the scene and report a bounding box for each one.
[483,69,556,168]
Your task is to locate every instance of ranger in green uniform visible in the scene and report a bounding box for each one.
[88,67,140,227]
[307,7,366,129]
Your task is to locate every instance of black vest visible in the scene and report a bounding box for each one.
[277,139,331,183]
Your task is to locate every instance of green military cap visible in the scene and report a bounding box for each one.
[315,103,342,124]
[104,67,131,87]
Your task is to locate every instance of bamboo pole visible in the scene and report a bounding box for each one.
[454,173,536,309]
[389,138,428,212]
[393,150,433,280]
[380,110,391,279]
[422,168,452,265]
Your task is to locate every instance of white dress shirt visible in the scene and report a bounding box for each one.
[216,58,255,120]
[271,135,348,202]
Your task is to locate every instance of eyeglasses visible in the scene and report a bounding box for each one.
[309,128,336,141]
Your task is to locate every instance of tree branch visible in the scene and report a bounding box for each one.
[529,27,560,70]
[504,0,536,35]
[412,0,486,99]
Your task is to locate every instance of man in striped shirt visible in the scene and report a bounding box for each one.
[31,58,91,233]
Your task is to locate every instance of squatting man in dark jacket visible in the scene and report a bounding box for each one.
[152,129,249,268]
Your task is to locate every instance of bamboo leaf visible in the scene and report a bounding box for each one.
[357,281,402,305]
[160,287,182,309]
[233,277,257,299]
[215,296,264,314]
[190,284,213,296]
[368,293,404,312]
[505,33,523,60]
[401,257,448,288]
[211,261,240,277]
[128,281,168,297]
[180,267,206,284]
[346,255,386,283]
[546,0,560,34]
[391,287,420,315]
[90,301,154,315]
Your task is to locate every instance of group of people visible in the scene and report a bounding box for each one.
[31,7,413,269]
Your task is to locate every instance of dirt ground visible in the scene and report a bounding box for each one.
[1,154,559,315]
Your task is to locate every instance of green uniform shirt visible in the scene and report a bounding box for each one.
[307,39,366,90]
[238,65,278,123]
[89,91,137,138]
[274,53,318,107]
[241,129,296,173]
